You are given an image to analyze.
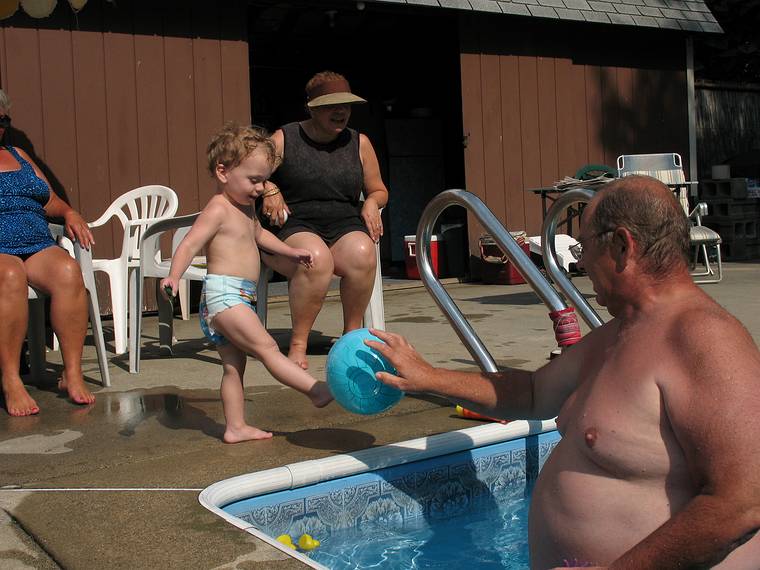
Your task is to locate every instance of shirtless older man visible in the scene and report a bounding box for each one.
[368,176,760,569]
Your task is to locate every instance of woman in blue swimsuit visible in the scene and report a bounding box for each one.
[0,89,96,416]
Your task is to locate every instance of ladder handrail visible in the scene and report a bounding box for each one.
[540,188,604,329]
[415,189,568,373]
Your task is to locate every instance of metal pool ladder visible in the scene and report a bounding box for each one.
[414,188,604,373]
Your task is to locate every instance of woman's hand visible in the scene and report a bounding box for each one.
[361,199,383,243]
[63,209,95,249]
[261,183,290,227]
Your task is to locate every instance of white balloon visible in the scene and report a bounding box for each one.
[68,0,87,12]
[20,0,56,18]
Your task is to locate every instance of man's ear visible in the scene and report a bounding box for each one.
[611,227,636,270]
[214,163,227,183]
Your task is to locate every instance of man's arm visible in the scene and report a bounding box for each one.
[609,310,760,569]
[367,328,589,420]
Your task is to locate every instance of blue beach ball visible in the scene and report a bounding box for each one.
[326,328,404,415]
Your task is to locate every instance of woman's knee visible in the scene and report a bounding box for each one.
[51,258,85,292]
[334,240,377,276]
[0,259,29,295]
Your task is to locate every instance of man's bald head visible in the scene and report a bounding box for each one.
[586,175,690,278]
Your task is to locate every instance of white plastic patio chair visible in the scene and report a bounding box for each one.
[26,224,110,387]
[89,185,178,355]
[617,153,722,284]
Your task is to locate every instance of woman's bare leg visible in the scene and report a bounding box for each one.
[263,232,333,370]
[331,231,377,334]
[212,305,332,407]
[25,248,94,405]
[216,343,272,443]
[0,254,39,416]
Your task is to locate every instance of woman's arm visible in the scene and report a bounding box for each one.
[358,134,388,242]
[15,147,95,248]
[261,129,290,227]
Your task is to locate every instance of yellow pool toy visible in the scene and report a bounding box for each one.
[298,533,321,551]
[275,534,296,549]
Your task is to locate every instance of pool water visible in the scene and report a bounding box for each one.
[311,489,530,569]
[222,430,559,569]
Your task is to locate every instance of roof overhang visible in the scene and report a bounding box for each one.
[363,0,723,33]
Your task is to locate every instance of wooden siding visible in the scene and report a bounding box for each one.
[459,15,690,258]
[0,0,250,313]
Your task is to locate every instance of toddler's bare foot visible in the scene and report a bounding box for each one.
[58,371,95,406]
[309,381,333,408]
[2,377,40,416]
[288,346,309,370]
[223,425,273,444]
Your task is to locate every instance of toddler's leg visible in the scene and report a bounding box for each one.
[217,343,272,443]
[212,305,333,408]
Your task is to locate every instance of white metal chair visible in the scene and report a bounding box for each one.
[89,185,178,354]
[26,224,110,387]
[617,153,722,283]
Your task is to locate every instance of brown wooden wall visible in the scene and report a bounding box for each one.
[0,0,250,312]
[459,15,690,258]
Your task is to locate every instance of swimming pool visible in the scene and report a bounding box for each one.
[200,420,558,569]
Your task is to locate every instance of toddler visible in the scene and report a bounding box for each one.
[161,123,332,443]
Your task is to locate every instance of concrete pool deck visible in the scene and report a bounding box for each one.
[2,263,760,569]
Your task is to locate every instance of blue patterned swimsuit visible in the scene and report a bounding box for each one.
[0,146,56,256]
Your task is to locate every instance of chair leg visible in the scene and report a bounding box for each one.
[86,290,111,388]
[110,270,129,355]
[178,278,190,320]
[693,242,723,284]
[362,241,385,330]
[128,268,142,374]
[27,299,47,383]
[157,281,175,355]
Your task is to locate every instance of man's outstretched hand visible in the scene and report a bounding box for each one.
[365,329,437,394]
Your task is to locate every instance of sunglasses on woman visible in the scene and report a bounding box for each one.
[0,115,11,128]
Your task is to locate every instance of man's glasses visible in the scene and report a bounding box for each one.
[0,115,10,128]
[569,241,583,262]
[568,230,614,262]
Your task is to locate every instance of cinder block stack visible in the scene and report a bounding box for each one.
[699,178,760,260]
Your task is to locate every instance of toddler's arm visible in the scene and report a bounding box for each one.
[256,225,313,268]
[160,206,222,296]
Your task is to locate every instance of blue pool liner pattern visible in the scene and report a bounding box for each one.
[224,430,560,540]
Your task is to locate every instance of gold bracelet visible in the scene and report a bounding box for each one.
[262,187,281,198]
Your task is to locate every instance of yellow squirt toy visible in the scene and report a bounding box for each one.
[298,533,321,551]
[276,534,296,549]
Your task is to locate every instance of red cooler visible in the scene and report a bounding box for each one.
[405,234,444,279]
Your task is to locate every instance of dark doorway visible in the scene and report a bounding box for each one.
[248,1,466,276]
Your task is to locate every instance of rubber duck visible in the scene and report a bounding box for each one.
[298,533,321,551]
[276,534,296,549]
